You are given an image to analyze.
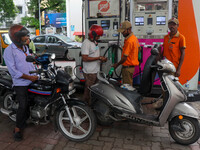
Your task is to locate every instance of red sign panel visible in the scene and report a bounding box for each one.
[98,1,110,12]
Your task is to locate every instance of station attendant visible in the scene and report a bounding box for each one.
[81,25,107,105]
[160,18,186,77]
[113,21,140,86]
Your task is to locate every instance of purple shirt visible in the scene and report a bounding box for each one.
[3,43,36,86]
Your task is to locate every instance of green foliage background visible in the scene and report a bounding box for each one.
[0,0,17,22]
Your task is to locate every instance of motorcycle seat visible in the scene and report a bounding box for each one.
[114,86,143,114]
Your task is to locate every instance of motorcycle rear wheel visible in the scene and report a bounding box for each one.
[3,91,14,109]
[169,116,200,145]
[3,91,17,122]
[56,105,96,142]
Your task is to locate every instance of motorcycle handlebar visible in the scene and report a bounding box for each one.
[54,65,61,70]
[29,70,39,74]
[29,69,46,74]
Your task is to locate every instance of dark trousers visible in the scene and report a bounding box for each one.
[14,86,29,129]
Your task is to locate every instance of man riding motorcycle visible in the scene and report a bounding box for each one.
[3,24,38,141]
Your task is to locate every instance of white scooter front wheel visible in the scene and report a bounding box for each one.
[169,116,200,145]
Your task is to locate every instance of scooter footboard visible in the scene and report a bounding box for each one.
[168,102,199,121]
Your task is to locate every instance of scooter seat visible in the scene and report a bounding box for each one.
[114,86,143,114]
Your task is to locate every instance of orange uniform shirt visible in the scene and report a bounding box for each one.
[163,31,186,69]
[122,33,140,66]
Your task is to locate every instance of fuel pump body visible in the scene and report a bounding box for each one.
[72,0,200,91]
[130,0,170,86]
[85,0,124,41]
[84,0,127,78]
[70,0,127,83]
[130,0,200,90]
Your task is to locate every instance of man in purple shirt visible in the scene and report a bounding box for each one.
[3,25,38,141]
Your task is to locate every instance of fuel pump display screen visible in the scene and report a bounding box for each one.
[135,17,144,26]
[156,16,166,25]
[89,21,97,28]
[101,20,110,30]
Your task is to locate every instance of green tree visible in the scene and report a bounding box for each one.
[21,0,66,29]
[0,0,17,22]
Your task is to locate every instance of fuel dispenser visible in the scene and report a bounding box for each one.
[73,0,128,83]
[84,0,127,77]
[85,0,122,41]
[130,0,174,85]
[72,0,199,92]
[130,0,199,91]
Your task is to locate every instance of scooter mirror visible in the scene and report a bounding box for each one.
[151,47,159,55]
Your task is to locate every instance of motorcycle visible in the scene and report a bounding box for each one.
[0,53,96,142]
[89,45,200,145]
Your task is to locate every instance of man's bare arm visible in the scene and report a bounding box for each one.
[175,47,185,77]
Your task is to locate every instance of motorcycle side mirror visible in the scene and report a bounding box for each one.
[26,55,36,62]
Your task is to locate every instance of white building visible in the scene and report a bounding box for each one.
[66,0,83,39]
[13,0,30,24]
[0,0,30,28]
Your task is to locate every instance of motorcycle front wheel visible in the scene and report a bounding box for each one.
[56,105,96,142]
[169,116,200,145]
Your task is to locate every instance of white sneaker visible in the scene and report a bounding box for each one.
[120,84,136,91]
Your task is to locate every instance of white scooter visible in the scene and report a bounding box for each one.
[89,45,200,145]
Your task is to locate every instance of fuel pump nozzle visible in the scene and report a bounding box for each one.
[108,67,115,76]
[107,67,115,80]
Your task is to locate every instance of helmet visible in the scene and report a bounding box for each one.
[157,58,176,73]
[9,24,30,47]
[88,25,103,39]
